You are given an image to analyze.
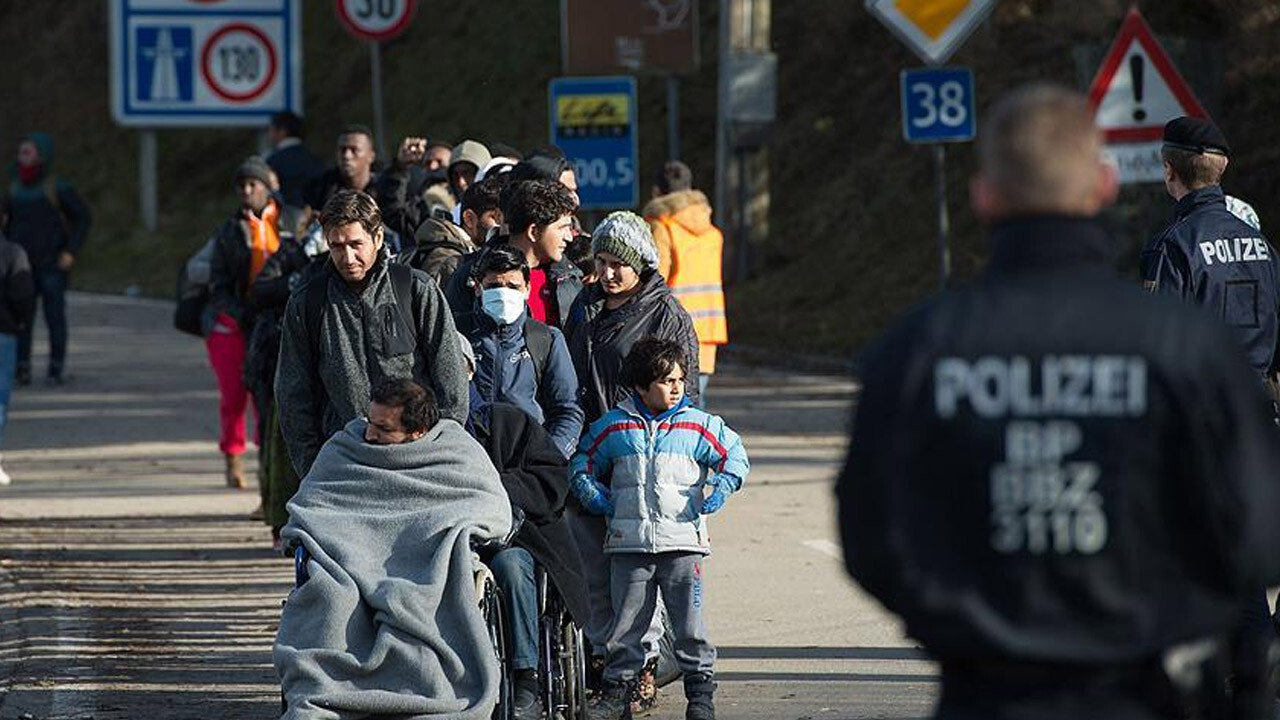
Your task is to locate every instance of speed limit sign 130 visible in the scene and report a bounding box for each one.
[336,0,417,42]
[110,0,301,127]
[900,67,976,143]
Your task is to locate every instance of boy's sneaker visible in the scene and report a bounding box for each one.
[684,673,716,720]
[15,365,30,387]
[0,456,10,486]
[587,680,633,720]
[629,657,659,715]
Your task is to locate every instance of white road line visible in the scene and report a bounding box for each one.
[802,539,843,561]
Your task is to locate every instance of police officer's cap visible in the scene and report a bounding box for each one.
[1163,117,1231,158]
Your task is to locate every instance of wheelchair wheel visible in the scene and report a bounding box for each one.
[480,571,514,720]
[562,621,588,720]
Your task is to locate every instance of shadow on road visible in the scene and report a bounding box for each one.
[0,513,289,720]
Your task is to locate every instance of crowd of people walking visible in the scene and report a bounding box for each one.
[191,112,741,720]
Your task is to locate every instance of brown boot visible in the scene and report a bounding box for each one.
[225,453,247,490]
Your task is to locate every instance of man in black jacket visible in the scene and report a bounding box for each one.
[0,219,35,485]
[838,85,1280,720]
[265,111,323,210]
[1140,117,1280,379]
[3,133,90,386]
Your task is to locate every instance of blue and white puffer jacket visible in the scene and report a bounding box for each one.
[570,395,749,555]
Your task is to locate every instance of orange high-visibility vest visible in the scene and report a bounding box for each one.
[661,218,729,350]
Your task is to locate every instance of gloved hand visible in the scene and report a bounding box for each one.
[700,475,739,515]
[570,473,615,517]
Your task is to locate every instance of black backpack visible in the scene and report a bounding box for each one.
[174,237,216,337]
[455,310,555,388]
[302,263,417,357]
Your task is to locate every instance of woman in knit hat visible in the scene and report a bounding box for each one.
[562,210,700,711]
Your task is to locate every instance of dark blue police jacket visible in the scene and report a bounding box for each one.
[1141,185,1280,376]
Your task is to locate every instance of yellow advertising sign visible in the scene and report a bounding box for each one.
[557,94,629,127]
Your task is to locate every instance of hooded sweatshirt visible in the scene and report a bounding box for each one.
[3,133,91,271]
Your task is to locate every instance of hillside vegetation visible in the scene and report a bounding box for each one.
[2,1,1278,356]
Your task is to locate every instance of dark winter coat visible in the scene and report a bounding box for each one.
[2,133,91,271]
[839,216,1280,718]
[266,139,324,210]
[564,272,700,424]
[467,386,589,624]
[443,238,584,327]
[243,237,315,410]
[0,235,35,335]
[379,163,436,240]
[204,201,301,334]
[1140,185,1280,376]
[301,167,383,214]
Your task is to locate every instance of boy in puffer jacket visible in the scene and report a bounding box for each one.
[570,337,749,720]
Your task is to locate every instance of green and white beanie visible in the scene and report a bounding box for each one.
[591,211,659,272]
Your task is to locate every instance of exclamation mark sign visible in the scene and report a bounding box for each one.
[1130,54,1146,122]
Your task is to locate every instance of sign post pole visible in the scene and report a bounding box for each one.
[139,130,158,232]
[899,67,975,290]
[334,0,417,158]
[934,144,950,289]
[370,41,386,159]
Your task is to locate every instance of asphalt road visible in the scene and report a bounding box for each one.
[0,293,938,720]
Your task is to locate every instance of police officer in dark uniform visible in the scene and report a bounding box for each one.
[1140,115,1280,719]
[1141,116,1280,379]
[837,85,1280,720]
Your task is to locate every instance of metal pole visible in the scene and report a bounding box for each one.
[714,0,730,226]
[736,150,749,283]
[140,130,157,232]
[934,144,951,289]
[370,42,386,160]
[666,75,681,161]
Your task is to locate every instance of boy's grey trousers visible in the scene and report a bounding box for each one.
[603,551,716,683]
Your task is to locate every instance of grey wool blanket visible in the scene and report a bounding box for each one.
[274,418,512,720]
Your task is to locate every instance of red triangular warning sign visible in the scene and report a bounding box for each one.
[1087,7,1208,144]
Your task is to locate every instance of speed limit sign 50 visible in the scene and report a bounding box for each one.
[336,0,417,42]
[202,23,278,102]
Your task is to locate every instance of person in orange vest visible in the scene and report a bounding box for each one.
[642,161,727,403]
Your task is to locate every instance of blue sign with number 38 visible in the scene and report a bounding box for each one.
[901,67,976,143]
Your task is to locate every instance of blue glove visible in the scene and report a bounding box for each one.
[700,475,739,515]
[570,474,615,517]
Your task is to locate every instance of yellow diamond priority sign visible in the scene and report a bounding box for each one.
[867,0,997,66]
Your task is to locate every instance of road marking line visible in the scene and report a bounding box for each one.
[803,539,843,560]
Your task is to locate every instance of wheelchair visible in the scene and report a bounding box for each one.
[535,565,587,720]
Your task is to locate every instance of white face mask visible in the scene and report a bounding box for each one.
[481,287,526,326]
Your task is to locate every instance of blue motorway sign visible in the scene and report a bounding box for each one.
[110,0,302,127]
[900,67,976,143]
[549,76,638,209]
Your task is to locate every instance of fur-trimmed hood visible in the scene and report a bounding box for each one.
[642,189,714,235]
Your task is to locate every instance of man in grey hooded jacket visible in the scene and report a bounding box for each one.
[275,189,468,477]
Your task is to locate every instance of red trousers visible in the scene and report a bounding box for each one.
[205,313,257,455]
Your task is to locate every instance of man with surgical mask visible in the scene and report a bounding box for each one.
[456,244,583,459]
